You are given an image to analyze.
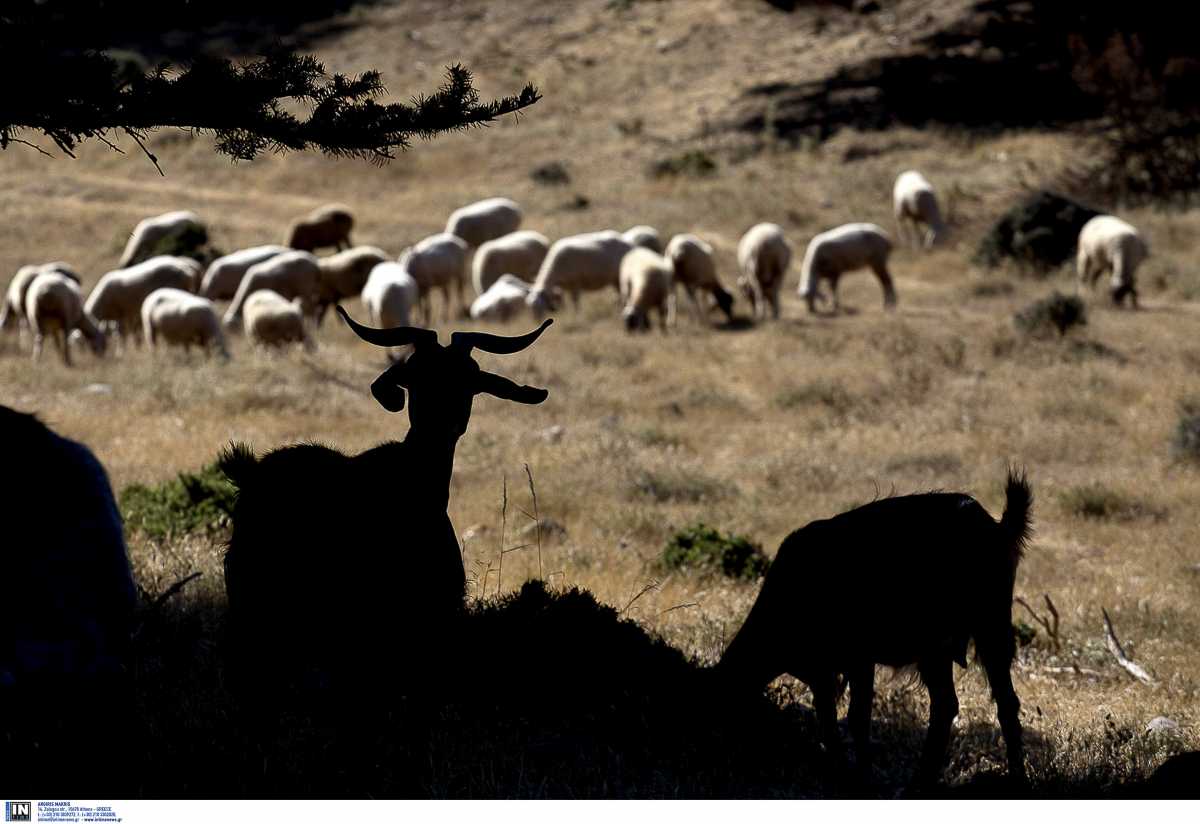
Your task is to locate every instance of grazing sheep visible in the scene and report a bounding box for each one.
[665,233,735,323]
[223,250,320,330]
[526,230,635,319]
[445,197,522,248]
[85,256,200,346]
[220,311,552,688]
[622,225,664,254]
[200,245,288,301]
[286,204,354,253]
[620,247,675,333]
[141,288,228,358]
[401,233,469,323]
[472,230,550,295]
[1,405,136,684]
[470,274,534,322]
[2,262,81,346]
[24,271,106,366]
[718,469,1032,788]
[118,210,206,268]
[1076,215,1149,308]
[798,223,896,314]
[315,246,390,325]
[893,170,945,249]
[737,223,792,320]
[241,289,314,352]
[361,262,420,360]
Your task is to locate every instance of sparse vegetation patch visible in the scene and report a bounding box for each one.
[119,463,237,539]
[660,522,770,580]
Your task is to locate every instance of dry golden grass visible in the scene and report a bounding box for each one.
[3,0,1199,796]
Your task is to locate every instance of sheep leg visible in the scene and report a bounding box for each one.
[664,292,676,331]
[572,290,582,312]
[30,330,44,362]
[848,664,875,778]
[1075,248,1096,293]
[59,328,73,367]
[916,657,958,786]
[872,263,897,310]
[977,629,1026,785]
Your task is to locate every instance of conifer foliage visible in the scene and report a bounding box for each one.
[0,2,540,170]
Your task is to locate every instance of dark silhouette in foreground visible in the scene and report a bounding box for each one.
[220,310,551,689]
[0,405,136,795]
[717,469,1033,789]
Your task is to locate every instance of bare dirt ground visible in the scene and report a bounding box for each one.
[2,0,1198,797]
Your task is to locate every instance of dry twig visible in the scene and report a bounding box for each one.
[1101,607,1155,684]
[1015,593,1061,651]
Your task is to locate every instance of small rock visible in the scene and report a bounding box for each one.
[83,383,113,394]
[461,524,491,543]
[519,519,567,543]
[1145,717,1181,736]
[539,425,565,444]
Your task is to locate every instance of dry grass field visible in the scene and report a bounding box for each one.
[3,0,1199,798]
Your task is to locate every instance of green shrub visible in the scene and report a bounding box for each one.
[632,469,727,504]
[119,462,237,539]
[1171,398,1200,463]
[660,522,770,580]
[1058,483,1163,522]
[649,150,717,179]
[1014,291,1087,338]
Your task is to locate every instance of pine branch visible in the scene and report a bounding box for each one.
[1,11,541,168]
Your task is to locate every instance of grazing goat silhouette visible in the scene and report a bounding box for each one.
[717,469,1032,788]
[220,308,551,686]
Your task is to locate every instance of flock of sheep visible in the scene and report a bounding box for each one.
[0,170,1151,368]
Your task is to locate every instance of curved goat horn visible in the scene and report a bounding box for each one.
[337,306,438,348]
[450,318,553,355]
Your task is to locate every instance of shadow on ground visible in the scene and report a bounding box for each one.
[3,580,1194,798]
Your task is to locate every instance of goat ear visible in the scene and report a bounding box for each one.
[475,369,548,405]
[370,360,411,412]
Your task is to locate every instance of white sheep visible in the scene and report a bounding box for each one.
[315,246,390,324]
[526,230,635,319]
[361,262,420,360]
[798,223,897,313]
[200,245,288,301]
[664,233,735,323]
[286,204,354,252]
[1076,215,1149,308]
[24,271,105,366]
[470,274,534,322]
[85,256,201,346]
[242,289,315,352]
[223,250,320,330]
[472,230,550,295]
[141,288,229,358]
[2,262,80,347]
[118,210,206,268]
[737,223,792,320]
[622,225,664,254]
[445,197,522,248]
[2,406,136,684]
[620,247,675,333]
[893,170,945,249]
[400,233,469,322]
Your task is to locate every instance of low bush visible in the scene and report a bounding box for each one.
[119,462,237,539]
[660,522,770,580]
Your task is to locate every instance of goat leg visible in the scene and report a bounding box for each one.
[848,664,875,780]
[916,657,958,787]
[811,673,843,766]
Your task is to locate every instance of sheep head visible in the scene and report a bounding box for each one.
[337,306,550,436]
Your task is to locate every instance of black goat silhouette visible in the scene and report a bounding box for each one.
[716,469,1032,788]
[221,308,551,686]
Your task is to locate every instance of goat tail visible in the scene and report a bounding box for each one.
[218,441,258,490]
[999,466,1033,574]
